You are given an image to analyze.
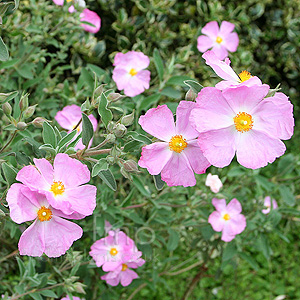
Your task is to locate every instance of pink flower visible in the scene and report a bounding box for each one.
[52,0,64,5]
[90,230,141,272]
[15,153,97,216]
[190,86,294,169]
[61,297,82,300]
[262,196,278,214]
[112,51,151,97]
[202,51,262,90]
[7,185,83,257]
[205,173,223,193]
[55,105,97,150]
[208,198,246,242]
[138,102,210,187]
[80,8,101,33]
[197,21,239,60]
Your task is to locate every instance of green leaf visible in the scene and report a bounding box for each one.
[126,131,152,144]
[239,252,259,271]
[98,169,117,191]
[132,175,151,197]
[1,162,17,185]
[279,185,295,206]
[58,130,77,150]
[39,144,57,155]
[29,293,43,300]
[166,75,193,86]
[16,257,26,277]
[153,174,164,190]
[92,158,108,177]
[0,91,18,104]
[77,68,94,90]
[98,93,113,127]
[15,64,34,79]
[222,242,237,261]
[167,228,180,251]
[184,80,203,94]
[42,122,57,148]
[257,233,271,260]
[0,37,9,61]
[123,140,143,152]
[40,290,58,298]
[81,113,94,147]
[153,48,164,82]
[138,94,161,112]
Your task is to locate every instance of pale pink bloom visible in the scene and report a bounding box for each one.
[202,51,262,90]
[112,51,151,97]
[7,185,83,257]
[190,86,294,169]
[197,21,239,60]
[90,230,141,272]
[15,153,97,216]
[80,8,101,33]
[138,102,210,187]
[61,296,82,300]
[55,105,97,150]
[205,173,223,193]
[208,198,246,242]
[262,196,278,214]
[52,0,64,5]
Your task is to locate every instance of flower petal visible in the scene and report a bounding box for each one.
[55,104,82,130]
[201,21,219,39]
[223,32,239,52]
[33,158,54,185]
[197,35,214,52]
[80,9,101,33]
[120,269,138,286]
[211,45,228,60]
[212,198,227,212]
[219,21,235,37]
[208,211,224,232]
[228,214,246,235]
[226,198,242,216]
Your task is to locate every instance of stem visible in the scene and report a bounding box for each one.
[0,249,18,263]
[0,130,17,153]
[88,138,109,151]
[73,118,82,132]
[121,203,148,210]
[82,149,111,157]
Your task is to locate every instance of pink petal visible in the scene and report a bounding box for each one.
[113,51,150,71]
[80,9,101,34]
[223,32,239,52]
[138,142,172,175]
[221,226,236,242]
[123,70,151,97]
[219,21,235,36]
[112,68,131,91]
[43,216,83,258]
[138,105,176,141]
[201,21,219,39]
[236,130,286,169]
[52,0,64,5]
[211,45,229,60]
[175,101,199,140]
[101,272,120,286]
[103,261,122,272]
[33,158,54,185]
[228,214,246,235]
[226,198,242,215]
[212,198,227,212]
[55,104,82,130]
[197,35,214,52]
[68,5,76,13]
[160,153,196,187]
[120,269,138,286]
[208,211,224,232]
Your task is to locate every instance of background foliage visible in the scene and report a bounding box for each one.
[0,0,300,299]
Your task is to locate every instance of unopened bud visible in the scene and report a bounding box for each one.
[106,133,116,143]
[121,110,135,126]
[107,121,115,133]
[16,122,27,130]
[106,155,115,164]
[2,102,12,116]
[19,93,29,111]
[74,282,86,294]
[185,88,197,101]
[107,93,125,102]
[94,84,106,99]
[123,159,139,173]
[114,123,127,137]
[120,166,131,179]
[32,117,46,128]
[23,105,37,119]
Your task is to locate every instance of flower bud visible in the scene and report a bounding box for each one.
[23,105,37,119]
[16,122,27,130]
[2,102,12,116]
[185,88,197,101]
[106,155,115,165]
[120,166,131,179]
[107,93,125,102]
[114,123,127,137]
[74,282,86,294]
[19,93,29,111]
[123,159,139,173]
[107,121,115,133]
[106,133,116,143]
[93,84,106,99]
[32,117,46,128]
[121,110,135,126]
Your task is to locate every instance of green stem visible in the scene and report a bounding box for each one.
[0,130,17,153]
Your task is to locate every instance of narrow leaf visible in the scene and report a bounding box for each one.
[98,169,117,191]
[81,113,94,147]
[153,48,164,82]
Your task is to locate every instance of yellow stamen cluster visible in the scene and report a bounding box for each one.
[110,248,118,256]
[73,125,81,133]
[66,0,72,2]
[37,206,53,222]
[50,181,65,196]
[216,36,223,44]
[233,112,253,133]
[169,135,188,153]
[121,264,128,271]
[223,213,231,221]
[238,70,252,82]
[129,68,138,76]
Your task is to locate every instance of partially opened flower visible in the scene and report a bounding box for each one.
[55,105,97,150]
[190,86,294,169]
[80,8,101,33]
[16,153,97,216]
[262,196,278,214]
[112,51,151,97]
[202,50,262,90]
[197,21,239,60]
[138,102,210,187]
[205,173,223,193]
[7,185,83,257]
[208,198,246,242]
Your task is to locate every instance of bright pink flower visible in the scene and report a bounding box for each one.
[262,196,278,214]
[190,86,294,169]
[208,198,246,242]
[15,153,97,216]
[7,185,83,257]
[80,9,101,33]
[197,21,239,60]
[205,173,223,193]
[55,105,97,150]
[138,102,210,187]
[52,0,64,5]
[112,51,151,97]
[61,296,82,300]
[202,51,262,90]
[90,230,141,272]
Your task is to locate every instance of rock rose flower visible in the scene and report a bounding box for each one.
[80,8,101,33]
[205,173,223,193]
[262,196,278,214]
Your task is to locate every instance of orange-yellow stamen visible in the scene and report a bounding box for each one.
[169,135,188,153]
[50,181,65,196]
[129,68,138,76]
[110,248,118,256]
[216,36,223,44]
[223,213,230,221]
[66,0,72,2]
[238,70,252,82]
[233,112,253,133]
[121,264,128,271]
[73,125,81,133]
[37,206,53,222]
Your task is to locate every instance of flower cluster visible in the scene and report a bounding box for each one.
[90,229,145,286]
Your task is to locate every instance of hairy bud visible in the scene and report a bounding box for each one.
[121,110,135,126]
[123,159,139,173]
[23,105,37,119]
[107,93,125,102]
[16,122,27,130]
[2,102,12,116]
[114,123,127,137]
[19,93,29,111]
[106,133,116,143]
[32,117,46,128]
[107,121,115,133]
[185,88,197,101]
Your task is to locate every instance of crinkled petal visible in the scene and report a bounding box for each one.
[120,269,138,286]
[211,45,228,60]
[223,32,239,52]
[123,70,150,97]
[113,51,150,71]
[208,211,224,232]
[219,21,235,37]
[80,9,101,33]
[212,198,227,212]
[138,105,176,141]
[201,21,219,39]
[33,158,54,185]
[226,198,242,216]
[52,0,64,5]
[112,68,131,91]
[55,105,82,130]
[221,224,236,242]
[197,35,214,52]
[228,214,246,235]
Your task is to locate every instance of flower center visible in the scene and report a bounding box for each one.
[216,36,223,44]
[238,70,252,82]
[223,213,230,221]
[37,206,53,222]
[110,248,118,256]
[121,264,128,271]
[233,112,253,133]
[50,181,65,196]
[66,0,72,2]
[72,124,81,133]
[129,68,138,76]
[169,135,188,153]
